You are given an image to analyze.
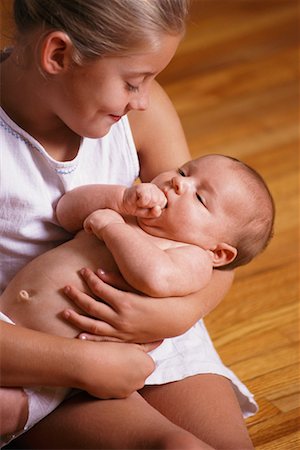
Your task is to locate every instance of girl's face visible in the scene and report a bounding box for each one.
[48,34,181,138]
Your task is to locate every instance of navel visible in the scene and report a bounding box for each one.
[17,289,31,303]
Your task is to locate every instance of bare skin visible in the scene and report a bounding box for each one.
[1,227,196,338]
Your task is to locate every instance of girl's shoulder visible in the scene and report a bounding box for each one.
[128,81,190,181]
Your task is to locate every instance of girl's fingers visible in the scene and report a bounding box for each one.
[96,269,134,292]
[63,284,117,320]
[63,309,118,336]
[79,268,121,303]
[78,333,123,343]
[77,268,137,308]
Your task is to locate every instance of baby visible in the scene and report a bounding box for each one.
[1,154,275,338]
[0,154,274,445]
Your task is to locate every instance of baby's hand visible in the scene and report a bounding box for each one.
[122,184,167,218]
[84,209,125,239]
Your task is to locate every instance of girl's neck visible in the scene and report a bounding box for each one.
[0,52,81,162]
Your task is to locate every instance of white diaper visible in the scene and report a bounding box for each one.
[0,312,69,448]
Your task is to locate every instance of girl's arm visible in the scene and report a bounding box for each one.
[129,81,191,181]
[63,267,234,342]
[85,209,213,297]
[0,321,157,397]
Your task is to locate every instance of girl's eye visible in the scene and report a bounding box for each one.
[178,168,186,176]
[127,83,139,93]
[196,193,205,206]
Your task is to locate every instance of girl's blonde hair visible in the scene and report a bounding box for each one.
[13,0,190,62]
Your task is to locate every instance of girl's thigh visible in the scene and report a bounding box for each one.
[9,391,212,450]
[140,374,254,450]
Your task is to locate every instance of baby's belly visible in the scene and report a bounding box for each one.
[0,231,117,338]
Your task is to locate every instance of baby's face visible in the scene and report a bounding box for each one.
[138,155,252,250]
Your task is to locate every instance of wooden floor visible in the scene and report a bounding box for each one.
[1,1,299,449]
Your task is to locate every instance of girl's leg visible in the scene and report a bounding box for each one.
[140,374,254,450]
[9,391,214,450]
[0,387,28,437]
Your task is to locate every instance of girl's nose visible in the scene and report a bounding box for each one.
[128,89,149,111]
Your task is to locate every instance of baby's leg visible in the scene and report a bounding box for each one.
[0,387,28,443]
[9,391,214,449]
[140,374,254,450]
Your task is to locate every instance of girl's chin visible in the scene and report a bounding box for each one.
[80,123,114,139]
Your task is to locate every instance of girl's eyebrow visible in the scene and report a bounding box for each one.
[125,70,155,77]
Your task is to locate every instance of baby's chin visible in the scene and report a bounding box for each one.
[137,215,166,239]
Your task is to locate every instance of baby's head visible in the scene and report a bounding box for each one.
[145,154,275,270]
[213,155,275,270]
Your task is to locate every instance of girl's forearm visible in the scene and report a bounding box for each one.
[0,321,156,398]
[0,321,80,388]
[140,269,235,338]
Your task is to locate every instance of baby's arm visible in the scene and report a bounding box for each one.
[84,209,213,297]
[56,183,166,232]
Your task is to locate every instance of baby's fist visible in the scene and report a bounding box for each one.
[123,184,167,217]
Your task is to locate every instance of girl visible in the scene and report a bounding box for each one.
[0,1,255,448]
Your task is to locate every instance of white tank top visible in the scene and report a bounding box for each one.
[0,107,139,292]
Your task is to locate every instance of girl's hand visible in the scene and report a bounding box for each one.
[75,340,159,399]
[0,321,157,403]
[122,184,167,218]
[63,267,234,343]
[62,268,200,343]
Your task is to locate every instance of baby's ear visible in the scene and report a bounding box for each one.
[211,243,237,268]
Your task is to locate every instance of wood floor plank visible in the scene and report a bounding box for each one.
[206,297,298,342]
[249,408,300,447]
[247,364,299,398]
[271,393,300,413]
[246,397,280,426]
[215,329,292,366]
[230,344,299,381]
[255,430,300,450]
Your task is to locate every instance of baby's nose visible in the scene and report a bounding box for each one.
[171,175,190,194]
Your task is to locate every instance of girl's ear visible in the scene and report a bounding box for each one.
[211,243,237,268]
[40,31,73,75]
